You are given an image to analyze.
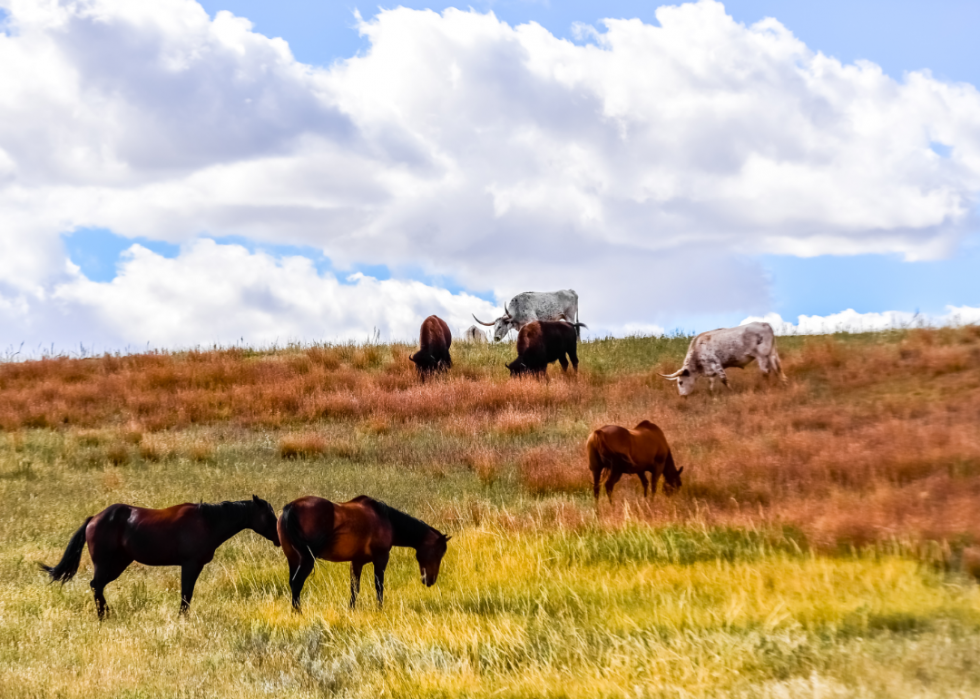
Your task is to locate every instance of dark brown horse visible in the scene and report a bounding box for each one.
[41,496,280,618]
[278,495,450,612]
[586,420,684,502]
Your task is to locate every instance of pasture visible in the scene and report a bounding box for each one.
[1,327,979,697]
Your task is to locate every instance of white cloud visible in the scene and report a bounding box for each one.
[0,0,979,348]
[1,240,502,350]
[743,306,980,335]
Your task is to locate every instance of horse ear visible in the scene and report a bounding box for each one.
[252,494,260,502]
[677,467,684,475]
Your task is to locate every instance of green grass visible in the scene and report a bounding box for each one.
[2,329,980,697]
[1,435,979,698]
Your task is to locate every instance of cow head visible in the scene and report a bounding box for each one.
[472,313,516,342]
[663,466,684,495]
[409,351,438,379]
[661,367,696,396]
[505,358,529,377]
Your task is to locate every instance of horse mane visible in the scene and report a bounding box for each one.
[359,497,442,547]
[197,499,253,525]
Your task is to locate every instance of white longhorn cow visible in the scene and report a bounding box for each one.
[661,322,785,395]
[462,325,488,343]
[473,289,583,341]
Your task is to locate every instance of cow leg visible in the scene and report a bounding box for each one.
[350,561,364,610]
[604,471,623,503]
[719,369,731,389]
[637,472,650,498]
[180,561,205,614]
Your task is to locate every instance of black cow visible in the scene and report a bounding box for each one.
[409,315,452,380]
[506,320,585,377]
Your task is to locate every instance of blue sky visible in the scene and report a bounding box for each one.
[2,0,979,349]
[69,0,979,321]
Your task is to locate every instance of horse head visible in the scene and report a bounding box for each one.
[250,495,281,547]
[416,530,451,587]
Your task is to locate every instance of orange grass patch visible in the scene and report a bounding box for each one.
[2,328,980,548]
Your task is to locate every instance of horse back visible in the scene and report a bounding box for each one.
[88,502,209,566]
[280,495,392,564]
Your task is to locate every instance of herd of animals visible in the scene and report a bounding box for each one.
[40,288,785,618]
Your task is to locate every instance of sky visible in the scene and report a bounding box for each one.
[0,0,978,353]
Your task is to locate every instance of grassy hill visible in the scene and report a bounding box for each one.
[1,326,979,697]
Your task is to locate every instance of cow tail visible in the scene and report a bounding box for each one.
[40,517,92,583]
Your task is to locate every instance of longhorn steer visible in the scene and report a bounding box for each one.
[409,315,452,381]
[462,325,488,344]
[506,321,583,377]
[661,322,784,395]
[473,289,582,341]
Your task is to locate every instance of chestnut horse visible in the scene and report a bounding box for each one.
[278,495,450,611]
[587,420,684,502]
[41,496,280,618]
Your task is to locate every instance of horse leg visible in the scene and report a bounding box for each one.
[638,472,649,498]
[558,354,569,372]
[373,552,390,608]
[179,561,205,614]
[90,556,132,620]
[604,471,623,504]
[289,556,314,612]
[349,561,363,610]
[568,345,579,372]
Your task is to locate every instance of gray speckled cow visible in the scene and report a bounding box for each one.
[462,325,488,343]
[473,289,583,341]
[661,322,785,395]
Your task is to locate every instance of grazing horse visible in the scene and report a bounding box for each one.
[41,496,280,618]
[586,421,684,502]
[278,495,451,612]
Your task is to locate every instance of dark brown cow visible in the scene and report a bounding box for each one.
[506,320,585,377]
[409,315,452,380]
[586,421,683,502]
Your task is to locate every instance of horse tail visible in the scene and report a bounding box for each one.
[40,517,92,583]
[280,502,323,568]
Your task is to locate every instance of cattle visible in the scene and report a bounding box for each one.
[409,315,452,380]
[661,321,785,395]
[473,289,582,341]
[462,325,488,344]
[586,421,683,502]
[505,320,584,377]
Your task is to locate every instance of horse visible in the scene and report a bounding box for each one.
[586,420,684,502]
[40,495,280,618]
[278,495,451,612]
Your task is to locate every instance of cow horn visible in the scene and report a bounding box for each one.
[660,369,684,379]
[472,314,495,327]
